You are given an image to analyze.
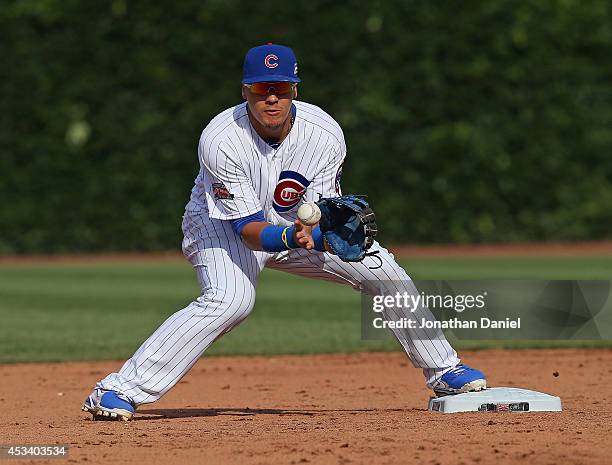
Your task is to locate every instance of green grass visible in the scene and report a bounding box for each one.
[0,256,611,363]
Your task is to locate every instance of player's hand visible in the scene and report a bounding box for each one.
[293,219,315,250]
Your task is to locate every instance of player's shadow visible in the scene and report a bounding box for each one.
[137,407,312,420]
[136,407,414,420]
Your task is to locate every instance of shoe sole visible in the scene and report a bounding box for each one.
[434,379,487,397]
[81,405,96,414]
[81,404,133,421]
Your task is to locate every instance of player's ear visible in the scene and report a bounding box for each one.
[241,86,246,100]
[293,86,298,99]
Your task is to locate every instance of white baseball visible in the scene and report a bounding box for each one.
[297,202,321,225]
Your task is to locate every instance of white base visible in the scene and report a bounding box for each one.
[428,387,562,413]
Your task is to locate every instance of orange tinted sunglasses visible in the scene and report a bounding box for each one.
[244,82,296,96]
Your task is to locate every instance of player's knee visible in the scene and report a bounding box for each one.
[191,286,256,322]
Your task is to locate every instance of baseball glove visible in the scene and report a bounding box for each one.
[316,195,378,262]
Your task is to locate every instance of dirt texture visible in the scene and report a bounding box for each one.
[1,350,611,465]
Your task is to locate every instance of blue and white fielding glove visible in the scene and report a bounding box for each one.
[316,195,378,262]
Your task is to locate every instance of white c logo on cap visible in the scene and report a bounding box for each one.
[264,54,279,68]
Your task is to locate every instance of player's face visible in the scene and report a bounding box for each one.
[243,82,297,131]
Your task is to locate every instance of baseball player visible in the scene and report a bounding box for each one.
[82,44,486,421]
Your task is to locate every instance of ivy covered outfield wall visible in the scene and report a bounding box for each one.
[1,0,611,253]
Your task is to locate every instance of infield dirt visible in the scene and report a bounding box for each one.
[1,349,611,465]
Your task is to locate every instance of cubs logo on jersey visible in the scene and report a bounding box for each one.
[273,171,311,213]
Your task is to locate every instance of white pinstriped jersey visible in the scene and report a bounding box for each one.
[184,100,345,227]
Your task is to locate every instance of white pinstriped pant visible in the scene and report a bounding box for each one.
[98,218,460,405]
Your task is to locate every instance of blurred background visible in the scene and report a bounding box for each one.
[1,1,611,362]
[2,0,611,255]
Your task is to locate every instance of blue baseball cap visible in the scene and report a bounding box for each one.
[242,44,301,84]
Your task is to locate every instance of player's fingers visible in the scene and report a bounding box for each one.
[299,237,314,249]
[296,234,313,249]
[295,224,313,238]
[307,237,315,249]
[294,220,313,233]
[294,220,314,250]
